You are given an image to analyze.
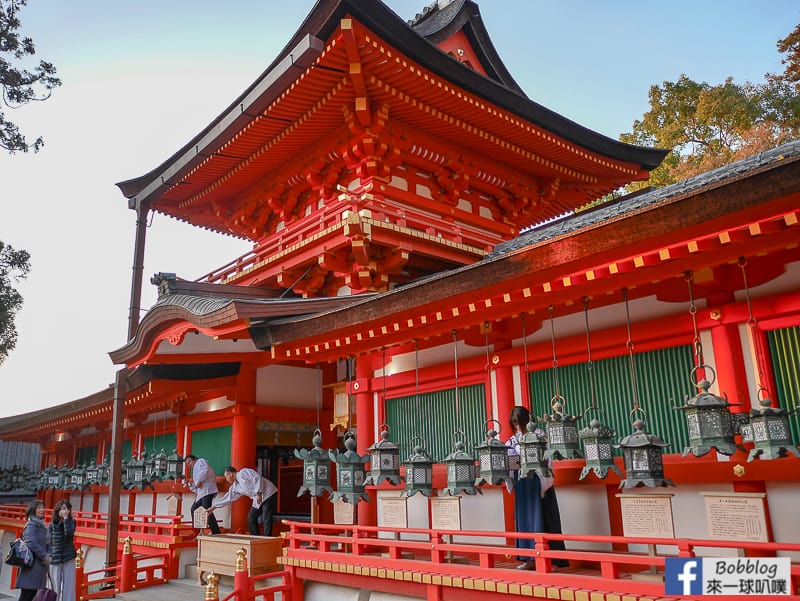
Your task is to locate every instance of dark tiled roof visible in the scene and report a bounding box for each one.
[117,0,667,205]
[490,139,800,258]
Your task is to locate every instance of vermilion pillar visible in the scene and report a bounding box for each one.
[230,366,258,533]
[355,355,377,527]
[709,322,750,411]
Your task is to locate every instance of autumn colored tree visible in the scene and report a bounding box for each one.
[621,26,800,187]
[1,0,61,153]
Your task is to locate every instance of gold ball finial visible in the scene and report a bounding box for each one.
[123,537,132,554]
[235,547,248,572]
[204,572,219,601]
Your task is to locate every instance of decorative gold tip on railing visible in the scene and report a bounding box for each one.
[204,572,219,601]
[235,547,248,572]
[123,537,132,554]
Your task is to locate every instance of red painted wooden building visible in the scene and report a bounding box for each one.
[2,1,799,599]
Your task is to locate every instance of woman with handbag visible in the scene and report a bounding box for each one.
[48,500,77,601]
[13,499,52,601]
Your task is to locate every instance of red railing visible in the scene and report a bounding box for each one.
[280,521,800,599]
[1,504,192,596]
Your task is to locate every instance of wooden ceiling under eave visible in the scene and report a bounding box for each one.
[148,17,653,239]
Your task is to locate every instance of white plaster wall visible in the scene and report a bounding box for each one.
[766,481,800,562]
[0,530,16,589]
[557,484,612,551]
[255,364,320,408]
[305,582,365,601]
[133,492,154,517]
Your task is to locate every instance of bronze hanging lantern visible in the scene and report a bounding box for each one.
[85,459,99,486]
[70,463,88,490]
[738,258,800,461]
[542,397,583,460]
[443,430,479,495]
[329,431,370,504]
[403,340,435,497]
[518,424,552,479]
[364,353,403,487]
[96,457,110,486]
[616,289,673,489]
[294,366,334,497]
[579,415,622,480]
[124,452,144,489]
[166,449,184,480]
[294,429,334,497]
[542,306,582,460]
[674,273,743,457]
[577,297,620,480]
[474,420,513,489]
[151,449,168,481]
[674,368,744,457]
[364,426,403,487]
[404,436,435,497]
[617,414,674,488]
[747,397,800,461]
[57,463,72,489]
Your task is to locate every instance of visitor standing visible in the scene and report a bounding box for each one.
[507,405,569,570]
[13,499,52,601]
[49,499,77,601]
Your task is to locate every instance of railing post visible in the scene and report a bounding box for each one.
[75,548,85,601]
[234,547,249,601]
[204,572,219,601]
[119,536,135,592]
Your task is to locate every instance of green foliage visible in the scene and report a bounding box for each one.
[0,241,31,365]
[622,26,800,187]
[0,0,61,153]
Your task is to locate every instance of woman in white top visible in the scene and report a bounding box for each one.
[208,466,278,536]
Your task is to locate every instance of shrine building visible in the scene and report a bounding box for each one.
[1,1,799,599]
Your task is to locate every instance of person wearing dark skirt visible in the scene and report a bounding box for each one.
[49,499,77,601]
[507,405,569,570]
[14,499,52,601]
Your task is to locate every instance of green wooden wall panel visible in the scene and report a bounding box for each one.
[76,446,97,465]
[767,326,800,442]
[528,345,695,455]
[386,384,486,462]
[189,426,232,475]
[143,433,177,457]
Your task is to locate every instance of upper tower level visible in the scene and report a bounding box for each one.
[116,0,667,297]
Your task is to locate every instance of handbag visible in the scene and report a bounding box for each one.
[32,571,57,601]
[4,537,33,568]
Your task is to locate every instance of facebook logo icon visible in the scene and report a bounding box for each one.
[665,558,703,595]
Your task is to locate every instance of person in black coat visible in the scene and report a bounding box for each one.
[14,499,52,601]
[48,500,77,601]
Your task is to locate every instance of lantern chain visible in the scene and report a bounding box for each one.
[739,257,769,400]
[347,356,354,429]
[452,331,460,426]
[548,305,561,399]
[521,313,529,374]
[315,363,321,432]
[582,297,597,410]
[685,271,705,368]
[414,339,421,436]
[623,289,641,413]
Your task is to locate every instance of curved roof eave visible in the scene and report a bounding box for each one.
[108,292,377,365]
[409,0,527,97]
[116,0,667,210]
[0,386,114,438]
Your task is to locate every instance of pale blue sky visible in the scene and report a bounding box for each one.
[1,0,798,417]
